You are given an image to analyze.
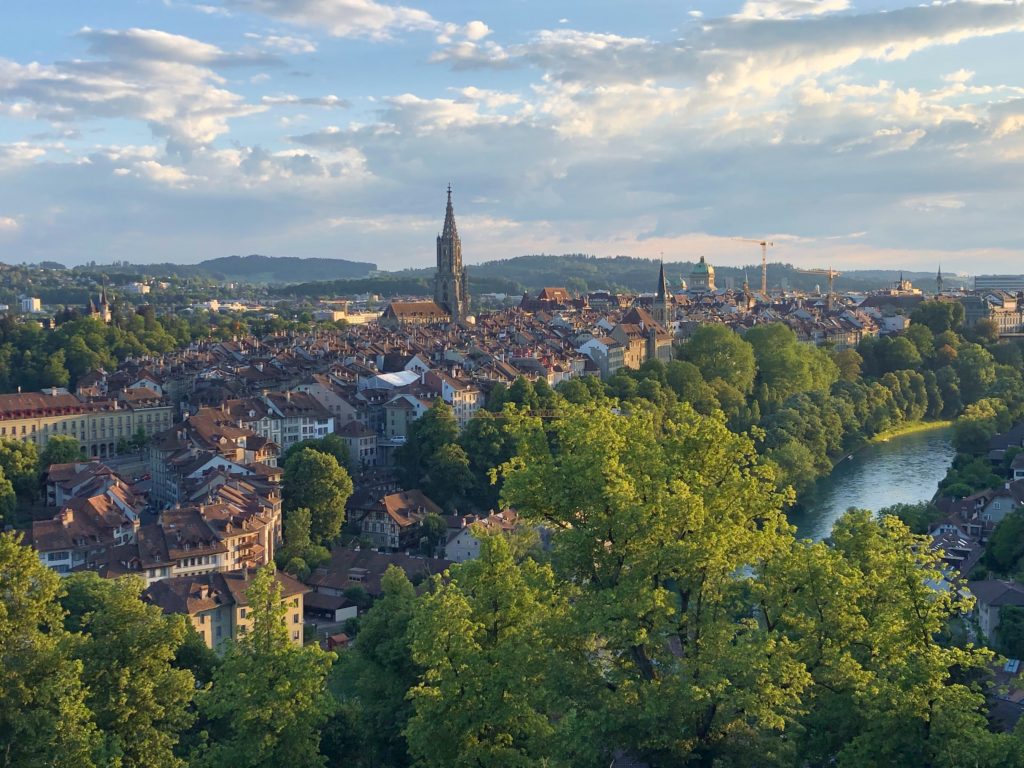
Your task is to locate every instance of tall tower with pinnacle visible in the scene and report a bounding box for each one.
[936,265,944,295]
[434,184,469,323]
[653,259,671,327]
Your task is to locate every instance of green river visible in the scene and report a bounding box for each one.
[789,426,956,541]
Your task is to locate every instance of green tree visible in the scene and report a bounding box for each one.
[766,437,819,495]
[955,343,997,405]
[833,348,863,382]
[407,534,579,768]
[420,512,447,553]
[197,565,334,768]
[459,410,517,509]
[996,606,1024,659]
[877,336,923,373]
[499,403,804,765]
[40,434,83,467]
[338,566,420,767]
[760,512,1010,767]
[423,442,474,510]
[283,448,353,543]
[394,399,459,489]
[879,500,942,534]
[281,433,350,470]
[0,466,15,527]
[507,376,539,410]
[41,349,71,388]
[0,438,40,501]
[986,509,1024,574]
[664,359,719,413]
[61,572,195,768]
[679,324,757,395]
[0,532,98,768]
[746,323,838,409]
[911,301,965,334]
[904,323,936,362]
[967,318,1001,345]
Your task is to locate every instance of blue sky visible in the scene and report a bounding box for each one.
[2,0,1024,274]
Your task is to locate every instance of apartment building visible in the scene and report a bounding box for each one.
[0,387,174,459]
[145,568,307,651]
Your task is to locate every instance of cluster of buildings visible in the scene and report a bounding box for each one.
[924,424,1024,644]
[8,188,1024,654]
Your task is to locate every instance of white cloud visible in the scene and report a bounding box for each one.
[224,0,437,39]
[0,216,19,231]
[0,143,48,168]
[135,160,193,185]
[262,93,350,107]
[735,0,850,21]
[0,29,266,150]
[464,21,490,41]
[902,195,967,212]
[243,32,317,53]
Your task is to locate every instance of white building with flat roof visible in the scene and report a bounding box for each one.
[975,275,1024,293]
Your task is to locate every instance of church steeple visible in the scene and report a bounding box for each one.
[936,264,944,295]
[442,183,458,241]
[656,259,669,302]
[653,258,671,327]
[434,185,468,323]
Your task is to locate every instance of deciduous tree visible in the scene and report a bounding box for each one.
[197,565,334,768]
[283,448,353,543]
[499,403,805,765]
[0,532,98,768]
[62,572,195,768]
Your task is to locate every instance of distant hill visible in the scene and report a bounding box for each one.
[73,254,377,284]
[464,254,965,295]
[67,252,965,294]
[273,254,964,300]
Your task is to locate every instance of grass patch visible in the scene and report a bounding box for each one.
[870,420,953,444]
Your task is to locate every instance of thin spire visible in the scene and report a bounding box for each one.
[441,184,458,240]
[656,259,669,301]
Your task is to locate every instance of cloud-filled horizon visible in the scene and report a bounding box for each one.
[1,0,1024,275]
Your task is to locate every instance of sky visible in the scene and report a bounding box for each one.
[2,0,1024,274]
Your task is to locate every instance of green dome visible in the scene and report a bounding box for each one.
[690,256,711,275]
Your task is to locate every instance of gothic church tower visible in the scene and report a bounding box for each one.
[653,260,671,327]
[434,185,469,323]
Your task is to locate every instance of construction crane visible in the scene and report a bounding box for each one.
[734,238,773,295]
[795,267,842,311]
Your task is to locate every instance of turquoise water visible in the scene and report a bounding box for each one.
[789,427,956,541]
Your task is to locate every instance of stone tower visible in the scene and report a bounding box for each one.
[434,185,469,323]
[653,260,671,327]
[936,265,944,295]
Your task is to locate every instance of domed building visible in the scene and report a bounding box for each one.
[689,256,715,293]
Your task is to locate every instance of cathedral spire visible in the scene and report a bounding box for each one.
[442,183,458,241]
[656,257,669,301]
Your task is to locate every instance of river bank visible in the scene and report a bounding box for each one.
[869,419,954,444]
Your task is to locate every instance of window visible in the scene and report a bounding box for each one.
[293,613,299,623]
[240,608,247,619]
[292,630,300,641]
[199,614,206,625]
